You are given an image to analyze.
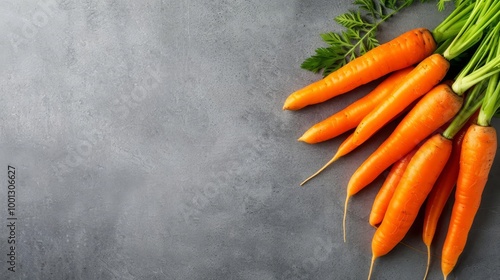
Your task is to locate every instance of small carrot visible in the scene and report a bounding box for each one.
[344,83,463,241]
[351,53,450,148]
[298,67,414,144]
[441,124,497,279]
[369,149,417,228]
[283,28,437,110]
[368,133,453,280]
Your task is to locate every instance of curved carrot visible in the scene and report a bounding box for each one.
[351,53,450,148]
[298,67,414,144]
[344,83,463,241]
[283,28,437,110]
[441,124,497,279]
[369,149,417,227]
[368,134,453,280]
[421,119,470,280]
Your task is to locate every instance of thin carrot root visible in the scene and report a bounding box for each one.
[424,244,431,280]
[300,134,357,185]
[343,194,350,243]
[368,254,376,280]
[300,155,339,186]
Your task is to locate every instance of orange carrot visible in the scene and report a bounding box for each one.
[368,133,453,280]
[298,67,414,144]
[351,53,450,148]
[441,124,497,278]
[421,119,471,280]
[283,28,437,110]
[344,83,463,241]
[300,90,418,186]
[369,149,417,227]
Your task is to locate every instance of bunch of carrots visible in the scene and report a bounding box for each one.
[283,1,500,279]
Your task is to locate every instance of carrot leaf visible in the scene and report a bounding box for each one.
[301,0,432,77]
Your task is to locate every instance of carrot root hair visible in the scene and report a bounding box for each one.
[424,244,430,280]
[343,194,350,243]
[300,154,340,186]
[368,254,376,280]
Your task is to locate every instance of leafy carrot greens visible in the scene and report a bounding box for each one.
[301,0,433,77]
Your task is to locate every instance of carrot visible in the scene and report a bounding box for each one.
[368,133,453,280]
[421,109,481,280]
[283,28,437,110]
[421,128,465,280]
[298,67,414,144]
[351,53,450,148]
[369,149,417,228]
[344,83,463,241]
[441,35,500,276]
[441,124,497,279]
[300,89,419,186]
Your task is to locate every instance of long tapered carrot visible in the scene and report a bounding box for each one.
[421,117,472,280]
[369,149,417,227]
[367,134,453,280]
[441,124,497,279]
[283,28,437,110]
[351,53,450,148]
[298,67,414,144]
[343,83,463,241]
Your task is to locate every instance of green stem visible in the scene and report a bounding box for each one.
[443,83,485,139]
[452,21,500,94]
[444,0,500,60]
[433,2,474,43]
[434,37,454,55]
[452,55,500,95]
[478,70,500,126]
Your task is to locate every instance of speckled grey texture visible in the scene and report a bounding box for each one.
[0,0,499,279]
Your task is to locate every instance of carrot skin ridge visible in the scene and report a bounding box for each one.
[441,124,497,278]
[283,28,437,110]
[372,133,453,258]
[351,53,450,148]
[347,83,463,197]
[299,67,415,144]
[369,149,417,227]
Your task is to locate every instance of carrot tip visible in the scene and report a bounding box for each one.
[300,155,338,186]
[424,245,430,280]
[343,194,350,243]
[367,254,376,280]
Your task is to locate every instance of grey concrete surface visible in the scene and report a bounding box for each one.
[0,0,499,279]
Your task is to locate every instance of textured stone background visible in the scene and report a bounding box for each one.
[0,0,499,279]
